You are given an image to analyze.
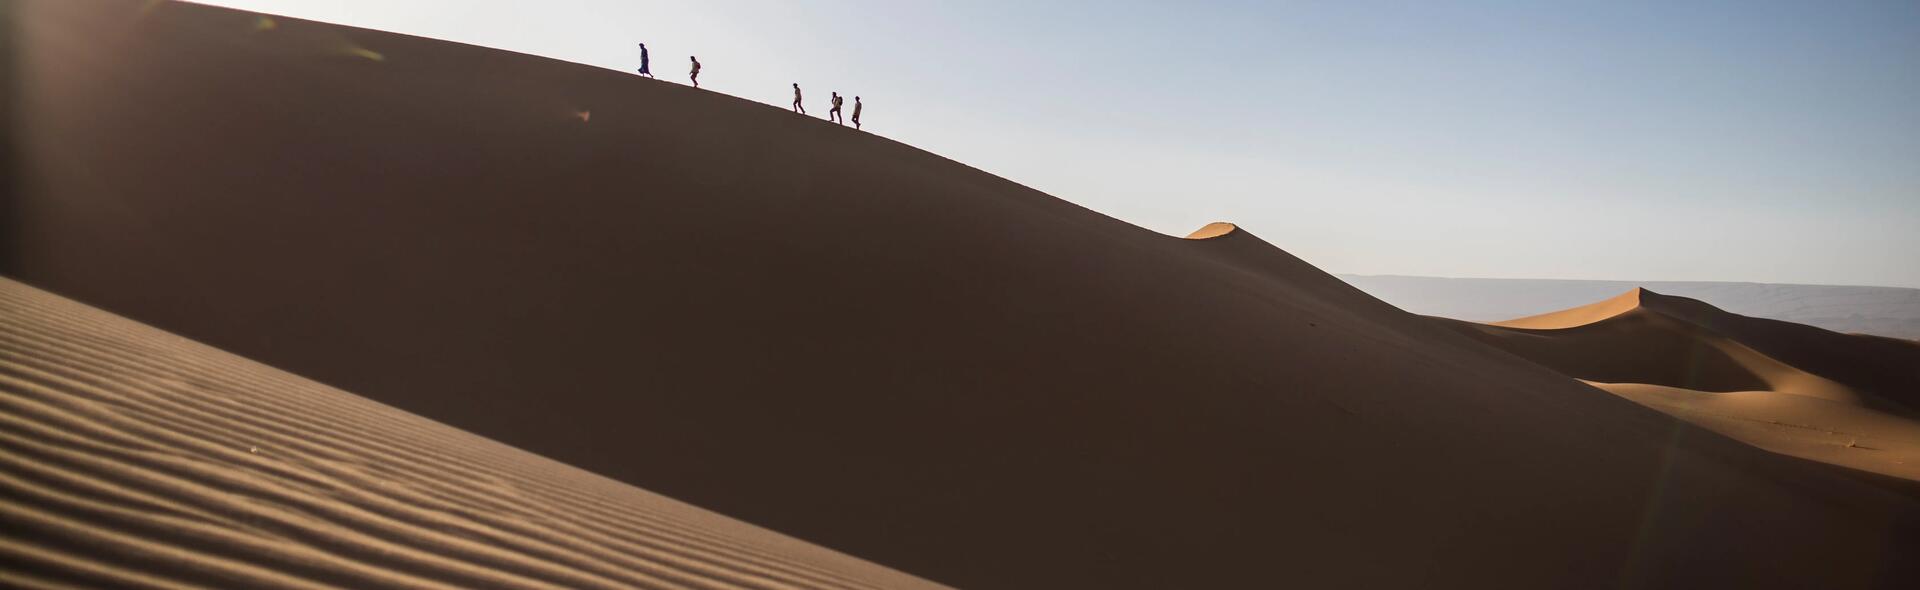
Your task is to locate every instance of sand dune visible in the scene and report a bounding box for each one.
[1491,288,1654,329]
[1455,288,1920,411]
[1455,289,1866,405]
[1443,288,1920,483]
[1342,275,1920,340]
[10,0,1920,587]
[0,278,943,589]
[1184,222,1240,239]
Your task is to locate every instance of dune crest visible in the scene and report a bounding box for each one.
[1492,287,1652,329]
[1184,222,1240,240]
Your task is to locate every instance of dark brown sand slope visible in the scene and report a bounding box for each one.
[10,1,1920,587]
[1441,289,1920,482]
[0,278,945,589]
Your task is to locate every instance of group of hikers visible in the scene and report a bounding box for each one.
[636,43,863,129]
[634,43,698,87]
[791,83,861,128]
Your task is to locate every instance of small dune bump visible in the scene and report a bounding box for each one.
[1184,222,1239,240]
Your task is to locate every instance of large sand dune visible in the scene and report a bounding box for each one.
[0,278,943,589]
[1343,275,1920,340]
[10,0,1920,587]
[1443,288,1920,482]
[1456,288,1920,410]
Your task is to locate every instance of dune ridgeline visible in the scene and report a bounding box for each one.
[7,0,1919,588]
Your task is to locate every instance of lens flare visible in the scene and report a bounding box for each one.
[342,46,385,62]
[253,16,277,32]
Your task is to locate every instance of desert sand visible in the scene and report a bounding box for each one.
[0,278,943,588]
[1443,288,1920,483]
[1342,275,1920,340]
[1598,383,1920,485]
[8,0,1920,588]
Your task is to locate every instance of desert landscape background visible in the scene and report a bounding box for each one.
[6,0,1919,588]
[1344,275,1920,340]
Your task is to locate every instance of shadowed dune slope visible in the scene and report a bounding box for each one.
[0,278,945,589]
[10,1,1920,587]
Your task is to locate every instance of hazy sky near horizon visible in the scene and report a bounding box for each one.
[194,0,1920,288]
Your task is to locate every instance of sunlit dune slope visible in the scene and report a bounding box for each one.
[1492,287,1651,329]
[1595,382,1920,484]
[0,278,945,589]
[1184,221,1240,239]
[10,0,1920,587]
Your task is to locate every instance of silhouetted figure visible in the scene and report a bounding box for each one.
[689,56,702,87]
[790,83,806,113]
[636,43,653,78]
[852,96,863,129]
[829,92,844,125]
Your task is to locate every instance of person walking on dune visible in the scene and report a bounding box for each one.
[852,96,863,130]
[829,92,844,125]
[636,43,653,78]
[689,56,702,88]
[791,83,806,114]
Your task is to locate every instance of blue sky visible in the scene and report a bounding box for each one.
[194,0,1920,288]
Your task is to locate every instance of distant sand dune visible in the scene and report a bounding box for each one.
[1444,288,1920,483]
[1468,289,1863,404]
[1343,275,1920,340]
[1183,222,1239,239]
[0,278,944,589]
[1457,288,1920,411]
[1492,287,1650,329]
